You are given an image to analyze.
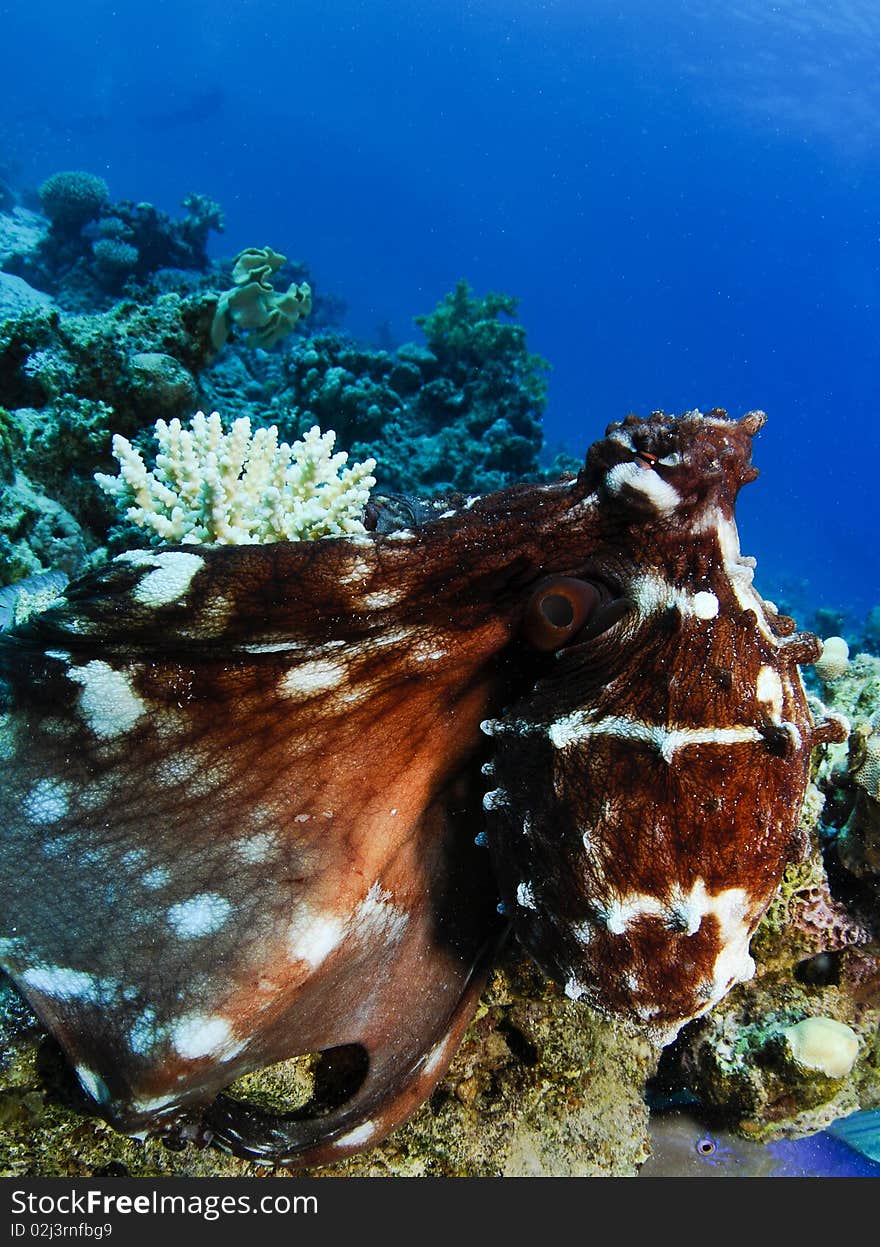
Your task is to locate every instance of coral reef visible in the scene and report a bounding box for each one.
[95,412,376,544]
[226,280,571,496]
[0,201,567,586]
[38,171,108,233]
[0,173,876,1176]
[0,294,216,582]
[3,171,224,310]
[814,635,850,683]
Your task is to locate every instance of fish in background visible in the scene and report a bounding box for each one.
[0,572,69,633]
[640,1106,880,1177]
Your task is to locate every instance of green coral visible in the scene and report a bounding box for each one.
[210,246,312,351]
[232,281,566,498]
[415,278,549,410]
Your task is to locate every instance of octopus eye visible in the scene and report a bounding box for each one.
[696,1136,717,1156]
[522,576,607,651]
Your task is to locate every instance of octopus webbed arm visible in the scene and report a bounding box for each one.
[0,509,596,1164]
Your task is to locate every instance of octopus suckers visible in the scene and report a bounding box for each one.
[564,976,587,1001]
[482,787,509,810]
[516,881,536,909]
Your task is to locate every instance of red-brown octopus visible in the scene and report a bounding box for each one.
[0,409,846,1166]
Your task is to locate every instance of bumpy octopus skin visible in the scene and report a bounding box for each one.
[0,409,846,1167]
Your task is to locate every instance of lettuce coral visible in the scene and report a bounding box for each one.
[210,246,312,351]
[94,411,376,545]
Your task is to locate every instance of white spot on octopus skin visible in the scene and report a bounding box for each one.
[129,1007,159,1056]
[67,660,147,739]
[547,713,763,760]
[361,589,404,609]
[756,664,784,716]
[141,867,170,890]
[76,1066,110,1104]
[116,549,205,607]
[337,556,375,585]
[234,831,278,864]
[713,510,776,643]
[420,1035,454,1079]
[132,1092,181,1115]
[20,965,112,1004]
[333,1120,378,1148]
[286,909,346,970]
[166,892,232,938]
[629,574,718,622]
[278,658,347,698]
[692,590,719,620]
[350,882,409,944]
[23,779,70,824]
[605,460,681,513]
[170,1014,241,1061]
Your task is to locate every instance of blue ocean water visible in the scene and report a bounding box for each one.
[1,0,878,616]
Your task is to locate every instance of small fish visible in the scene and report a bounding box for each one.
[827,1107,880,1164]
[0,570,69,632]
[641,1106,880,1178]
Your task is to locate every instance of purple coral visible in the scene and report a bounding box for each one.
[790,876,869,953]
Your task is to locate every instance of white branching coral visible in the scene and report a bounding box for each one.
[95,411,377,545]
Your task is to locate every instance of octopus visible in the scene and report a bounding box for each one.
[0,408,846,1168]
